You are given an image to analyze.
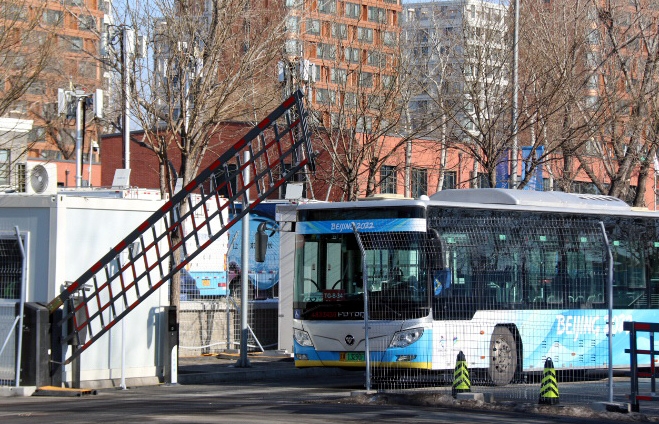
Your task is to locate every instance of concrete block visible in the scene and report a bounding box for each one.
[591,401,631,413]
[0,386,37,397]
[456,392,484,402]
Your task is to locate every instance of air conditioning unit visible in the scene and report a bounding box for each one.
[25,162,57,195]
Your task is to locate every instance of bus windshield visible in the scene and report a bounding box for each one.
[294,231,429,320]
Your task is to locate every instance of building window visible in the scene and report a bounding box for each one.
[317,43,336,60]
[307,19,321,35]
[286,16,300,33]
[332,23,348,39]
[367,50,385,67]
[380,165,397,194]
[382,31,397,46]
[345,2,360,19]
[330,68,347,84]
[61,36,83,52]
[318,0,336,14]
[442,171,456,190]
[285,39,300,55]
[357,27,373,43]
[345,47,360,63]
[358,72,373,88]
[368,6,386,23]
[43,9,63,26]
[411,168,427,198]
[344,91,357,107]
[543,177,552,192]
[286,0,302,8]
[356,116,373,133]
[316,88,336,104]
[0,150,9,186]
[79,15,96,31]
[477,172,490,188]
[381,74,395,89]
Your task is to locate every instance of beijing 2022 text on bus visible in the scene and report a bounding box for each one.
[292,188,659,385]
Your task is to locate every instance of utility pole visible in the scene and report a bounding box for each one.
[57,89,103,187]
[102,25,144,186]
[509,0,520,189]
[122,27,135,185]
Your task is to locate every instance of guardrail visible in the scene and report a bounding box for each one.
[624,321,659,412]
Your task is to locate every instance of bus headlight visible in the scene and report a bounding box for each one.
[389,328,424,348]
[294,329,314,347]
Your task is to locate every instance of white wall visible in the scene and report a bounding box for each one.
[0,193,169,386]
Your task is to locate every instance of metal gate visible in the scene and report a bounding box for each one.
[46,90,314,365]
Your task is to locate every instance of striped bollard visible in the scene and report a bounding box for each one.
[452,350,471,397]
[538,357,559,405]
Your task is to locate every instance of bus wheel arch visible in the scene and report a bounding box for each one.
[488,324,521,386]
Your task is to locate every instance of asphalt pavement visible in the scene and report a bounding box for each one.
[177,351,354,385]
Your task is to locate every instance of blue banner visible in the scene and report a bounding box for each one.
[495,150,510,188]
[521,146,544,191]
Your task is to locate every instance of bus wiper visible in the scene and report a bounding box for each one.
[302,303,330,316]
[371,301,402,318]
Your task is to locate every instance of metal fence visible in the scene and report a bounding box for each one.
[350,215,641,405]
[178,295,279,357]
[0,301,17,386]
[0,229,26,387]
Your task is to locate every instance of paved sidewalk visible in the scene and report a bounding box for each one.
[178,351,354,385]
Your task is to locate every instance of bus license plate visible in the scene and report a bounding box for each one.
[340,352,365,362]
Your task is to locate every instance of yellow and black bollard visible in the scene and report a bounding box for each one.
[452,350,471,397]
[538,357,559,405]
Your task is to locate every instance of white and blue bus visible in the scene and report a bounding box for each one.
[292,189,659,385]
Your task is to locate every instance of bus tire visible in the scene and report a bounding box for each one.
[489,326,517,386]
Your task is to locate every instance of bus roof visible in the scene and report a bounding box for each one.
[430,188,633,212]
[296,189,658,217]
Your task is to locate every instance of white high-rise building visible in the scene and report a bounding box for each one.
[402,0,508,140]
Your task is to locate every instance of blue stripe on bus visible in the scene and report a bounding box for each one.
[297,218,426,234]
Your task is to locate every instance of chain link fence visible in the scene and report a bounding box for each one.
[0,301,18,386]
[0,231,25,387]
[350,212,657,405]
[178,294,279,356]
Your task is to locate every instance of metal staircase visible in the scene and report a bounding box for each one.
[46,90,314,365]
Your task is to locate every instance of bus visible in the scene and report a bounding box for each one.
[185,199,284,299]
[292,189,659,385]
[226,201,284,299]
[184,194,230,297]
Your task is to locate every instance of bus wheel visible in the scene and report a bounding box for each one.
[489,326,517,386]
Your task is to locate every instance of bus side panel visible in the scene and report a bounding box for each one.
[477,309,657,372]
[431,309,658,373]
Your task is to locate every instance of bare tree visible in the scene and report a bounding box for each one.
[104,0,286,310]
[112,0,286,195]
[516,0,602,192]
[298,4,421,201]
[0,0,59,183]
[576,0,659,206]
[405,2,518,190]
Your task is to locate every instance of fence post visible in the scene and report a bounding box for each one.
[352,223,371,392]
[625,321,639,412]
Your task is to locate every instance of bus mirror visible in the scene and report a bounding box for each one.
[255,222,268,263]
